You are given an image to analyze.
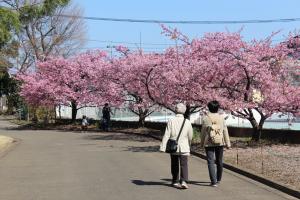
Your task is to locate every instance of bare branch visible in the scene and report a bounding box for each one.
[9,0,87,71]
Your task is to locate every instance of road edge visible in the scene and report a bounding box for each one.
[0,137,20,159]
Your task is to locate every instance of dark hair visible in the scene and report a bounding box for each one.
[82,115,86,119]
[207,100,220,113]
[105,103,109,106]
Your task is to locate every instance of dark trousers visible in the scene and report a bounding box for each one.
[102,118,110,131]
[170,154,188,183]
[81,125,88,131]
[205,146,224,184]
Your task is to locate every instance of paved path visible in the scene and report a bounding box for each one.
[0,119,297,200]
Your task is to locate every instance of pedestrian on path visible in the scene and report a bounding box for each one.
[200,100,231,187]
[160,103,193,189]
[81,115,89,132]
[102,103,112,131]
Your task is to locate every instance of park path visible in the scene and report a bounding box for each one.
[0,118,297,200]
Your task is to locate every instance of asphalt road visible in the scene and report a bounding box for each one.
[0,119,297,200]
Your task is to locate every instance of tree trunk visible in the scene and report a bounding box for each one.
[71,101,77,123]
[58,105,62,119]
[249,117,266,142]
[6,97,14,115]
[252,126,261,142]
[28,106,37,123]
[27,105,30,122]
[43,108,49,124]
[184,104,191,119]
[138,108,148,127]
[138,115,146,127]
[52,106,56,123]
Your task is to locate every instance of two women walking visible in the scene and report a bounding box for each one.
[160,101,231,189]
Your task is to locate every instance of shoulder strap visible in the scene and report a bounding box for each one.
[176,118,186,142]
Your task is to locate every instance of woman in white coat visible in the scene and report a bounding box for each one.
[160,103,193,189]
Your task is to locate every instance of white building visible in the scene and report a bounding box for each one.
[56,105,300,130]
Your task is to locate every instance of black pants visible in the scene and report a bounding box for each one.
[205,146,224,184]
[102,118,110,131]
[81,125,88,131]
[170,154,188,183]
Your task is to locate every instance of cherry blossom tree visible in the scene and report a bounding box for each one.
[17,25,300,134]
[188,31,300,141]
[145,46,206,118]
[110,48,163,126]
[145,26,219,118]
[160,26,300,141]
[18,50,123,122]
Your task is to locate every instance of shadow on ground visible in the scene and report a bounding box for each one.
[85,133,155,143]
[131,180,172,187]
[161,179,211,186]
[132,179,211,187]
[124,145,160,152]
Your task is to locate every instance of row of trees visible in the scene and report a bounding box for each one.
[18,27,300,141]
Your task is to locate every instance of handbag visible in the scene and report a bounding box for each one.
[165,118,186,153]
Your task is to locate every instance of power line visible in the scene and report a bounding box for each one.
[83,37,288,48]
[80,38,288,52]
[86,39,174,46]
[79,45,166,50]
[77,46,166,51]
[59,14,300,24]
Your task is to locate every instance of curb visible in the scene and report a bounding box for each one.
[118,131,300,199]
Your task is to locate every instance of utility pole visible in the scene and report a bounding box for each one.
[106,42,115,59]
[110,41,113,59]
[139,31,142,50]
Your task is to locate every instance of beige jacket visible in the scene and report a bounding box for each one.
[200,113,231,148]
[160,114,193,154]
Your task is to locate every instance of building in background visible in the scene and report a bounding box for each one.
[56,105,300,130]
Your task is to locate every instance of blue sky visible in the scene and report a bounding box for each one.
[72,0,300,54]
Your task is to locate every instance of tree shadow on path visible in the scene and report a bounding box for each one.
[85,133,152,143]
[124,145,160,153]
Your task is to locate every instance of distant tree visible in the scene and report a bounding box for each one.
[0,8,20,113]
[0,0,76,112]
[2,0,86,71]
[0,7,19,49]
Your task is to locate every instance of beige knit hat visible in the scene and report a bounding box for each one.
[175,103,186,114]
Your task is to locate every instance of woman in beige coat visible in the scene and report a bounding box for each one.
[160,103,193,189]
[200,100,231,187]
